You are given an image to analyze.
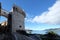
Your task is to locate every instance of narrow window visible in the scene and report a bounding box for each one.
[19,26,22,28]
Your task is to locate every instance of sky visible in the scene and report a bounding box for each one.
[0,0,60,30]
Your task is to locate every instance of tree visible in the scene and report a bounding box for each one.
[45,31,58,40]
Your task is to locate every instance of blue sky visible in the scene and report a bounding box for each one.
[0,0,60,30]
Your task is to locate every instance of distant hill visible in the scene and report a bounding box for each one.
[45,28,60,35]
[30,28,60,35]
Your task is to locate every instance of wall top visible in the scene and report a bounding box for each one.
[13,5,26,18]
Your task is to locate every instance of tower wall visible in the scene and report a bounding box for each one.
[7,13,12,33]
[12,6,25,32]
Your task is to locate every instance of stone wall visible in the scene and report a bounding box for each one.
[12,6,25,32]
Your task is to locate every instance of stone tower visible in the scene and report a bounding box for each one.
[0,3,26,32]
[11,5,26,32]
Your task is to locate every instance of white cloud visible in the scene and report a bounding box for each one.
[26,0,60,24]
